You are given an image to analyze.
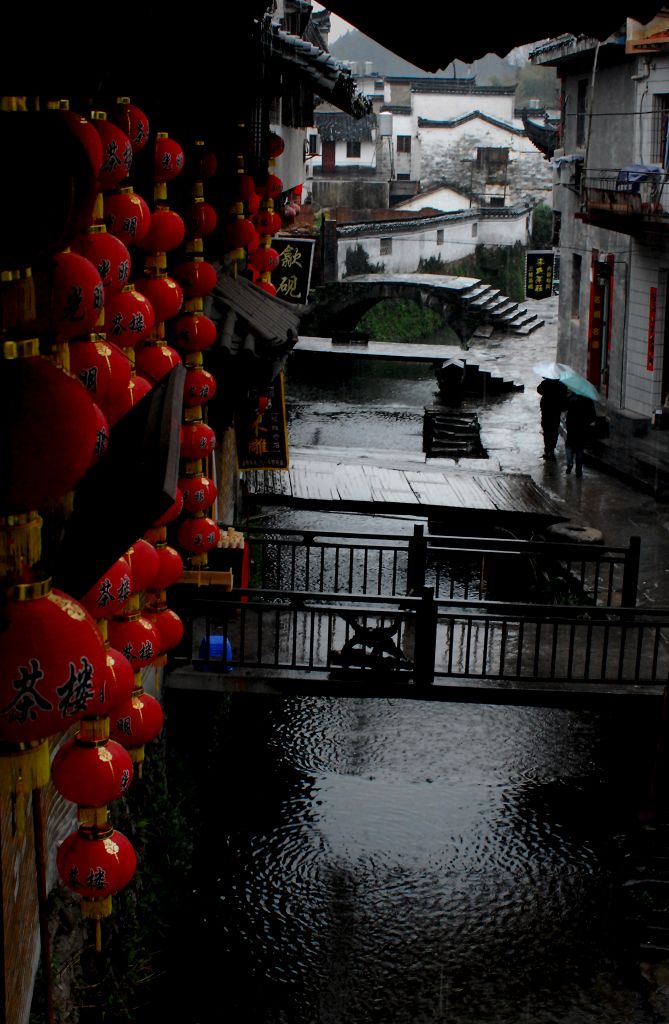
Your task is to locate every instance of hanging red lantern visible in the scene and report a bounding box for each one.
[135,344,181,384]
[135,275,183,321]
[52,733,133,807]
[81,557,133,620]
[144,605,184,654]
[57,823,137,903]
[183,366,216,408]
[184,200,217,239]
[125,538,160,594]
[176,515,221,553]
[103,373,152,428]
[72,230,131,295]
[171,313,216,353]
[136,208,185,252]
[260,173,283,200]
[173,259,217,298]
[225,214,259,254]
[101,646,136,714]
[91,402,110,463]
[57,109,104,179]
[253,209,282,236]
[154,134,184,181]
[178,474,217,513]
[151,544,183,589]
[111,99,150,153]
[0,580,107,744]
[50,251,104,342]
[107,614,160,669]
[180,421,216,459]
[237,173,256,200]
[247,191,262,216]
[152,490,183,528]
[69,338,132,406]
[268,132,285,159]
[0,354,101,513]
[192,143,217,179]
[109,687,164,754]
[249,247,280,274]
[257,280,277,297]
[105,188,151,247]
[104,286,155,347]
[92,116,133,190]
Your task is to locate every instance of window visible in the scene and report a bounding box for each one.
[397,173,410,180]
[397,135,411,154]
[346,140,361,158]
[571,254,582,319]
[471,223,478,238]
[307,134,319,155]
[380,237,393,256]
[489,196,505,208]
[576,78,588,148]
[374,80,384,92]
[437,229,444,245]
[476,147,508,170]
[654,94,669,165]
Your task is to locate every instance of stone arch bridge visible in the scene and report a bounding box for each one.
[304,273,544,344]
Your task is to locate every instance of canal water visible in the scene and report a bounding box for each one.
[163,336,666,1023]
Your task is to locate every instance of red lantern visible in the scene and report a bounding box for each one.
[152,491,183,528]
[111,100,150,153]
[93,117,133,190]
[69,339,132,406]
[136,208,185,252]
[107,614,160,669]
[268,132,285,158]
[135,276,183,321]
[151,545,183,589]
[102,647,136,713]
[261,173,283,200]
[257,280,277,297]
[105,188,151,246]
[57,824,137,901]
[192,145,217,179]
[144,606,184,654]
[171,313,217,353]
[109,688,164,751]
[0,355,101,513]
[180,421,216,459]
[0,580,107,744]
[184,200,217,239]
[237,173,256,200]
[72,231,131,295]
[176,515,220,553]
[103,374,152,428]
[50,251,104,342]
[247,191,262,216]
[135,344,181,384]
[225,216,259,254]
[249,247,280,274]
[81,557,133,619]
[183,366,216,408]
[58,110,104,178]
[125,539,160,594]
[173,259,217,298]
[52,735,133,806]
[253,209,282,236]
[154,134,184,181]
[104,287,155,347]
[91,402,110,463]
[178,474,217,513]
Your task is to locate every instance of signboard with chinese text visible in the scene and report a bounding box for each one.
[269,237,315,305]
[236,372,290,471]
[525,251,554,300]
[648,286,658,372]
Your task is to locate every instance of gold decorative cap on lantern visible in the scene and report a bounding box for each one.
[2,338,40,360]
[90,110,108,121]
[6,576,52,602]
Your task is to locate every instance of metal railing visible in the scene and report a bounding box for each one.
[583,169,667,218]
[172,587,669,688]
[242,525,640,608]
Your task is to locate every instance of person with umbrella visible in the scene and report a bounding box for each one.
[537,375,569,461]
[565,392,597,477]
[533,362,600,474]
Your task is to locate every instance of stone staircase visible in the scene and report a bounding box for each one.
[458,280,544,336]
[435,357,524,403]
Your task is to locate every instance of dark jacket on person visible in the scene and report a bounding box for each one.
[565,395,597,449]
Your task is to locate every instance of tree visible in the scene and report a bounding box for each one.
[530,203,553,249]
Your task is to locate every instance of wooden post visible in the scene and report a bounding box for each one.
[413,585,437,685]
[622,535,641,608]
[407,524,427,595]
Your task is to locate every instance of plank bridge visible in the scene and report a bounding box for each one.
[303,273,544,345]
[164,526,669,709]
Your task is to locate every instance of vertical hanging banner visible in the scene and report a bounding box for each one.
[270,238,315,305]
[648,286,658,372]
[525,251,554,300]
[236,372,290,471]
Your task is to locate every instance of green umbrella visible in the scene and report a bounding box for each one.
[559,369,600,402]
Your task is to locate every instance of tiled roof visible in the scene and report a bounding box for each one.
[314,112,376,141]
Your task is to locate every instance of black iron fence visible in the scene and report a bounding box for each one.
[242,525,640,608]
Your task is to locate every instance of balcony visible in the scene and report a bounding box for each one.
[579,166,668,236]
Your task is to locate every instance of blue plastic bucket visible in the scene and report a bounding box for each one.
[198,634,233,672]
